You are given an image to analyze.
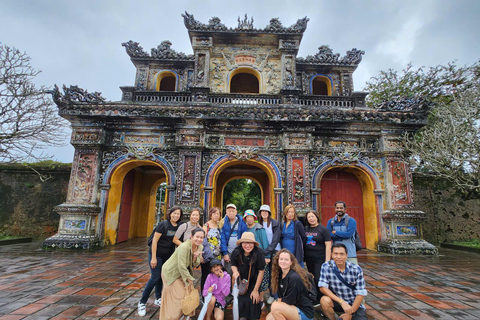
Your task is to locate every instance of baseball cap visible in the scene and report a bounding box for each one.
[226,203,237,209]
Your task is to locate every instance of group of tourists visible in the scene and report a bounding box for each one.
[137,201,368,320]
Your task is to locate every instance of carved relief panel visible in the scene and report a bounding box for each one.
[388,160,414,209]
[67,149,100,204]
[210,46,281,93]
[71,128,104,147]
[176,129,205,147]
[135,67,148,90]
[287,154,310,207]
[176,151,202,204]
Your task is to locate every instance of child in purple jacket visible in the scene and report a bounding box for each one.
[203,259,231,320]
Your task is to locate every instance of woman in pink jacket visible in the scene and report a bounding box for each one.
[202,259,231,320]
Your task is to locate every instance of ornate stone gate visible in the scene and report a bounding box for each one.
[43,13,437,254]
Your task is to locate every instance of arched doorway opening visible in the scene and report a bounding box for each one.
[311,75,332,95]
[229,68,260,93]
[223,178,262,214]
[316,166,379,250]
[103,160,168,245]
[156,71,177,91]
[209,160,276,219]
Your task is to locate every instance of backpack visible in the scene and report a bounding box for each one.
[330,215,362,251]
[307,272,317,303]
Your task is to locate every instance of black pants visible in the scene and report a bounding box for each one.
[305,258,323,303]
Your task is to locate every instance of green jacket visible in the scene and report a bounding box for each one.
[162,239,203,286]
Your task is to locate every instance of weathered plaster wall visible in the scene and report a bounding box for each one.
[0,165,70,238]
[413,174,480,244]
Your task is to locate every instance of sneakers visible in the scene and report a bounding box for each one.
[266,296,275,304]
[154,298,161,307]
[137,302,146,316]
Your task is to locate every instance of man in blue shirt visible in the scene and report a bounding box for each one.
[326,201,358,264]
[318,243,367,320]
[220,203,247,275]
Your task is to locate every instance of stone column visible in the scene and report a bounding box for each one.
[192,36,213,89]
[43,126,105,249]
[377,156,438,255]
[274,187,285,221]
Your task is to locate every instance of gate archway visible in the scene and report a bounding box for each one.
[101,158,174,245]
[204,155,282,219]
[312,161,381,250]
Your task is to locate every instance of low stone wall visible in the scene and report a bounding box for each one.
[0,163,71,239]
[413,175,480,245]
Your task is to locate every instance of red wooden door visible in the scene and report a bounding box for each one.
[117,169,135,243]
[320,169,366,248]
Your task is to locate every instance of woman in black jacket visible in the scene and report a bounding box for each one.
[257,204,281,305]
[267,249,314,320]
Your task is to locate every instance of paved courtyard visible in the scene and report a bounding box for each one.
[0,239,479,320]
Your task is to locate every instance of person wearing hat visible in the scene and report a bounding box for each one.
[257,204,282,305]
[244,209,269,253]
[231,232,266,320]
[244,209,270,307]
[220,203,247,276]
[202,259,231,320]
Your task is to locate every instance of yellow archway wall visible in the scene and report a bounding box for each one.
[228,67,262,93]
[320,166,379,250]
[104,160,168,245]
[312,76,333,96]
[155,71,177,91]
[211,159,276,218]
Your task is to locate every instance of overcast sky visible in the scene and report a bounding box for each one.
[1,0,479,163]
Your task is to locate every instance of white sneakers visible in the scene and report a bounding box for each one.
[137,302,146,316]
[137,299,161,317]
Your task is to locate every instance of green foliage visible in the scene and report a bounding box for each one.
[223,179,262,214]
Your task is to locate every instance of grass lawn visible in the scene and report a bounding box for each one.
[452,239,480,249]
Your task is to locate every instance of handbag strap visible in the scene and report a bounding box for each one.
[246,260,252,283]
[331,265,356,291]
[228,218,240,243]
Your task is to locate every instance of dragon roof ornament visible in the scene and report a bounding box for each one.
[181,11,309,34]
[297,45,365,66]
[122,40,193,60]
[48,84,106,106]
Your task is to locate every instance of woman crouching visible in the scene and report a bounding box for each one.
[267,249,314,320]
[160,227,205,320]
[231,232,266,320]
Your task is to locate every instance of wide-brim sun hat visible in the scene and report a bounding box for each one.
[243,209,257,220]
[258,204,271,215]
[236,231,259,246]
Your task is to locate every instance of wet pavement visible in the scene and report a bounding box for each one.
[0,239,479,320]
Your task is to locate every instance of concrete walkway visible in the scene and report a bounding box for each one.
[0,239,479,320]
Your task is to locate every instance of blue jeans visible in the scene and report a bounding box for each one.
[140,252,164,304]
[296,307,313,320]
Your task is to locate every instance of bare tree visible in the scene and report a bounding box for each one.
[365,60,480,196]
[0,43,67,162]
[405,85,480,196]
